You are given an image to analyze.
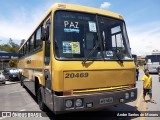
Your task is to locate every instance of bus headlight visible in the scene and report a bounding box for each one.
[131,92,135,98]
[125,93,129,99]
[65,99,73,108]
[75,99,83,107]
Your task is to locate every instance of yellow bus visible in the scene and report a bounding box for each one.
[18,3,137,114]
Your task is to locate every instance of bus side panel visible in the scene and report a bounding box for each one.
[19,50,44,95]
[23,69,36,95]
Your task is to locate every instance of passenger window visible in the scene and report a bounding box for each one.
[18,51,21,58]
[22,47,24,56]
[20,49,23,57]
[21,48,23,56]
[30,35,35,51]
[27,40,30,53]
[24,44,26,55]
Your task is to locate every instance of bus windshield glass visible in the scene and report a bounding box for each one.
[146,55,160,63]
[54,11,132,61]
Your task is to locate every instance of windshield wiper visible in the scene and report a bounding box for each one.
[115,50,123,63]
[82,41,99,65]
[82,15,105,65]
[96,15,105,61]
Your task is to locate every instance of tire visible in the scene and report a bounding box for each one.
[2,81,5,84]
[37,87,46,111]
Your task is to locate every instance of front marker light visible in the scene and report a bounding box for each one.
[125,93,129,99]
[75,99,83,107]
[131,92,135,98]
[65,99,73,108]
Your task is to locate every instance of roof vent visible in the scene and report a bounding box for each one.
[58,4,66,8]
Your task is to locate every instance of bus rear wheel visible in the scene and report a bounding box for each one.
[37,87,46,111]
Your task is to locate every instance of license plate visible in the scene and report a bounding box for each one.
[100,97,113,104]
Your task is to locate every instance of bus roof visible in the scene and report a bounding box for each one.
[19,3,124,51]
[52,3,124,19]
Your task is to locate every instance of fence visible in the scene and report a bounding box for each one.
[0,62,8,70]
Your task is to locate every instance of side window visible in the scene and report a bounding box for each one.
[26,43,27,54]
[116,34,124,48]
[24,44,26,55]
[18,51,21,58]
[112,36,116,48]
[22,47,24,56]
[111,26,121,34]
[20,49,23,57]
[27,40,30,53]
[36,27,42,49]
[20,50,22,58]
[21,48,23,56]
[111,26,124,50]
[30,35,35,51]
[25,42,28,54]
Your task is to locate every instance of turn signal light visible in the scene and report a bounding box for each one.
[128,84,136,89]
[63,91,73,96]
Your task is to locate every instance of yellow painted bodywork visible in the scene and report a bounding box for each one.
[18,50,44,85]
[52,60,136,92]
[18,3,135,94]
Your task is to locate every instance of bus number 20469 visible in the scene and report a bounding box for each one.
[65,73,89,78]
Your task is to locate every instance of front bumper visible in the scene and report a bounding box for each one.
[53,88,137,113]
[0,79,5,84]
[149,69,158,73]
[9,75,18,81]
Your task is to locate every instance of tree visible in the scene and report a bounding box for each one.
[8,59,18,68]
[20,39,26,47]
[0,38,20,53]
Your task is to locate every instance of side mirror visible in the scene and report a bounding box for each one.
[41,26,46,41]
[41,26,50,41]
[46,26,50,41]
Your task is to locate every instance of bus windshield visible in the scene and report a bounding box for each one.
[54,11,132,61]
[146,55,160,63]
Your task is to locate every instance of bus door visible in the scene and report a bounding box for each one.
[43,17,53,110]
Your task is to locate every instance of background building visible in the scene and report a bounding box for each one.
[152,50,160,55]
[0,50,18,70]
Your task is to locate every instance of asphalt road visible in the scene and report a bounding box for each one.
[0,70,160,120]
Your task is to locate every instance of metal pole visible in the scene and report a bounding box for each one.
[2,60,3,70]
